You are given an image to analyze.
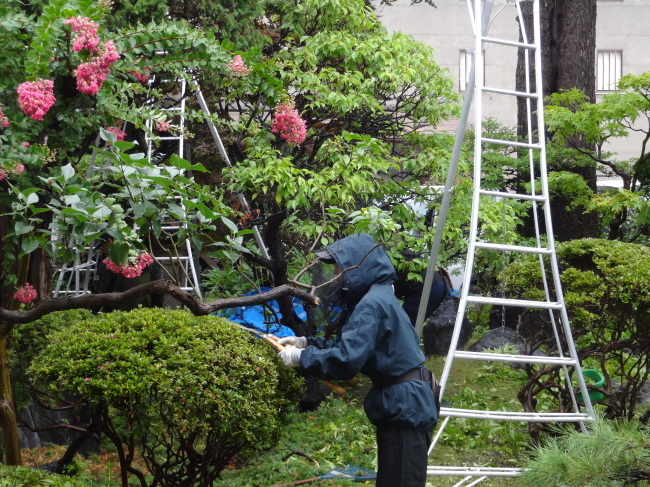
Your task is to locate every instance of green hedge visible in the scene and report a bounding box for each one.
[28,307,302,486]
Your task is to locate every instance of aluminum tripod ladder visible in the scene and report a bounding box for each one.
[414,0,597,483]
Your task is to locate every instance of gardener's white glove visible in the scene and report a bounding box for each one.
[279,346,302,368]
[278,336,308,349]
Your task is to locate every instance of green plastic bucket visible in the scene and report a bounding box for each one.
[576,369,605,403]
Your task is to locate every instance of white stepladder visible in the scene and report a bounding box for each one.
[414,0,597,483]
[53,75,269,298]
[143,76,270,294]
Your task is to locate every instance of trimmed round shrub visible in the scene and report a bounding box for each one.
[30,308,302,487]
[0,465,90,486]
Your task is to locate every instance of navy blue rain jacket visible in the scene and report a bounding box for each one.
[300,234,437,430]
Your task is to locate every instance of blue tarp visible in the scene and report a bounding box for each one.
[225,287,302,337]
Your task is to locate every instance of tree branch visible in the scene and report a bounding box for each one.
[0,281,319,325]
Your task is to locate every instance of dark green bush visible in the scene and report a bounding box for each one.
[0,465,90,486]
[30,308,302,487]
[503,238,650,419]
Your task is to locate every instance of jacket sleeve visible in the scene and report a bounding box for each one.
[307,336,339,349]
[299,301,380,381]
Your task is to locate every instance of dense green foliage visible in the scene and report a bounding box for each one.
[0,0,241,292]
[503,238,650,419]
[29,308,302,486]
[196,0,531,324]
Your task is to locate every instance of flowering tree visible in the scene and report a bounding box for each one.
[0,0,321,465]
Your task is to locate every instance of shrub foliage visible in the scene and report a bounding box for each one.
[29,308,302,487]
[503,239,650,422]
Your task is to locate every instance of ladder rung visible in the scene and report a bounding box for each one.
[479,189,547,202]
[440,407,592,422]
[481,36,536,50]
[466,296,562,309]
[453,351,577,366]
[59,265,96,272]
[155,256,191,262]
[481,137,541,150]
[475,242,552,255]
[156,136,184,141]
[427,466,523,477]
[482,86,540,99]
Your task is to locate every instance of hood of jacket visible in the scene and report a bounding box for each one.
[324,234,395,307]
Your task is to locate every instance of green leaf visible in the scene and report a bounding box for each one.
[14,221,34,236]
[61,164,75,181]
[220,216,238,234]
[108,241,131,266]
[21,236,42,255]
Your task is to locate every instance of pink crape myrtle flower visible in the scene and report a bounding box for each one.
[228,55,251,76]
[14,283,37,303]
[106,126,126,141]
[103,253,154,278]
[270,102,307,145]
[156,120,170,132]
[130,68,150,83]
[97,40,120,68]
[64,16,101,53]
[0,163,26,181]
[75,61,109,95]
[0,108,9,127]
[74,41,119,95]
[16,79,56,121]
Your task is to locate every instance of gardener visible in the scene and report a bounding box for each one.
[278,233,438,487]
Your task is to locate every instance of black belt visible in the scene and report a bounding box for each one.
[371,366,433,388]
[372,367,441,411]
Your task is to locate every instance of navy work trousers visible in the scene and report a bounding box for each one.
[376,425,432,487]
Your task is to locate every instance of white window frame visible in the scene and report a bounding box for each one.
[597,50,622,92]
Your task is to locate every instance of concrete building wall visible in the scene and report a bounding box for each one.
[374,0,650,164]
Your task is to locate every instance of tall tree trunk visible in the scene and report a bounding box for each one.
[517,0,599,241]
[0,325,21,465]
[0,211,22,465]
[0,209,52,466]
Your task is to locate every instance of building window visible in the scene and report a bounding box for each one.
[459,49,485,91]
[597,50,622,91]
